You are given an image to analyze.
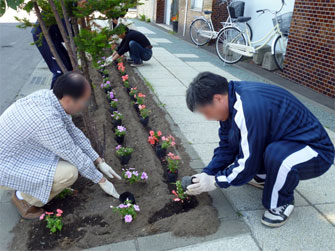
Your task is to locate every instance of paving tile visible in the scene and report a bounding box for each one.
[315,203,335,225]
[171,233,259,251]
[0,202,20,251]
[85,240,136,251]
[0,189,12,203]
[174,53,199,58]
[136,26,156,34]
[137,219,250,251]
[144,77,184,88]
[151,38,172,43]
[243,207,335,251]
[154,86,187,96]
[209,189,240,220]
[297,164,335,204]
[191,143,218,165]
[165,107,208,124]
[222,185,309,212]
[157,95,188,109]
[178,122,220,144]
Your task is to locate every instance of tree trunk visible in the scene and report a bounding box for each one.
[33,2,67,73]
[48,0,78,71]
[59,0,78,70]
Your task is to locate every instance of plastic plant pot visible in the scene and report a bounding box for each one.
[109,106,117,114]
[167,170,178,183]
[126,87,131,93]
[112,119,122,128]
[133,104,139,113]
[118,154,131,165]
[181,176,196,191]
[104,86,112,94]
[119,192,136,204]
[115,135,124,144]
[140,117,149,127]
[155,145,167,159]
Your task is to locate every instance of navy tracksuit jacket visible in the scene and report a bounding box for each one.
[203,81,334,209]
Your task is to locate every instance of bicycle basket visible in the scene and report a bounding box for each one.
[228,1,245,19]
[273,12,293,34]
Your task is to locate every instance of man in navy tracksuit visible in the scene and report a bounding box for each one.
[186,72,334,227]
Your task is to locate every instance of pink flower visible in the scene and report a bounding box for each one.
[56,213,62,217]
[56,209,63,214]
[149,130,154,136]
[137,93,145,98]
[45,212,53,215]
[167,152,174,158]
[124,214,133,223]
[172,190,177,196]
[39,213,45,220]
[134,205,140,212]
[122,75,129,81]
[138,105,146,110]
[125,171,132,179]
[117,126,126,132]
[141,172,148,180]
[116,145,122,150]
[162,136,166,141]
[173,198,181,202]
[157,131,162,136]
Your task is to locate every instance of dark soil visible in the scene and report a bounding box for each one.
[10,62,219,250]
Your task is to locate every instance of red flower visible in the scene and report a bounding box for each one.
[45,212,54,215]
[172,190,177,196]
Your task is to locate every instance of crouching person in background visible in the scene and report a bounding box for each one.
[0,72,121,219]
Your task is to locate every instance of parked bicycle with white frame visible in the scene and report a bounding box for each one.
[189,0,253,46]
[215,0,292,71]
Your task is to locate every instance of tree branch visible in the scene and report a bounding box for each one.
[33,1,67,73]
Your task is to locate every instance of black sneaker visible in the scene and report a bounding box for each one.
[261,202,295,227]
[248,176,265,189]
[127,59,135,64]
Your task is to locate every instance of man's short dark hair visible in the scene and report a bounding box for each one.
[53,72,88,99]
[186,72,229,112]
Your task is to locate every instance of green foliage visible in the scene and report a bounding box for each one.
[45,214,63,233]
[139,14,145,21]
[0,0,24,17]
[146,17,150,22]
[55,188,73,199]
[116,146,134,157]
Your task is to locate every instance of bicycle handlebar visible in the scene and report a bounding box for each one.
[256,10,264,13]
[256,0,285,15]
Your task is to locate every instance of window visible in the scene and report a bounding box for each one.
[191,0,203,10]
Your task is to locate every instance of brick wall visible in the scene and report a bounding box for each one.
[282,0,335,98]
[211,0,228,31]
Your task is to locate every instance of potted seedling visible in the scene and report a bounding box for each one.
[148,130,162,146]
[172,180,189,203]
[122,168,148,184]
[101,80,112,93]
[129,87,138,101]
[117,62,126,75]
[134,92,146,112]
[112,200,140,223]
[109,98,118,114]
[39,209,64,233]
[138,105,150,126]
[122,74,130,90]
[102,69,109,79]
[107,91,114,102]
[181,176,195,191]
[166,152,180,183]
[55,188,75,199]
[115,125,126,144]
[156,135,175,159]
[111,111,123,127]
[115,145,134,165]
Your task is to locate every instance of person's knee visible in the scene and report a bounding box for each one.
[129,40,136,48]
[55,161,78,186]
[67,165,79,185]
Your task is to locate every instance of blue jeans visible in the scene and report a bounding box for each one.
[129,40,152,64]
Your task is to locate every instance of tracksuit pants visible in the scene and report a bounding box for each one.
[129,40,152,64]
[260,140,332,209]
[32,24,73,89]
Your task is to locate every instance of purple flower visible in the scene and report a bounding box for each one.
[117,126,126,132]
[102,56,106,60]
[112,98,118,102]
[134,205,140,212]
[125,171,132,179]
[118,204,126,208]
[109,91,114,99]
[100,83,104,88]
[115,145,122,150]
[106,81,111,85]
[124,214,132,223]
[133,171,139,177]
[141,172,148,180]
[97,60,101,64]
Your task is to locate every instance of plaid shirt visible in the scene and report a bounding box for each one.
[0,90,102,203]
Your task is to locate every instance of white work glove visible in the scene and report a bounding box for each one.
[99,180,120,199]
[97,161,121,180]
[103,55,114,66]
[186,173,217,195]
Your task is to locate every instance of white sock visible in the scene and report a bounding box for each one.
[16,191,24,200]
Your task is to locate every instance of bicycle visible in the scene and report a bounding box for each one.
[215,0,292,71]
[189,0,253,46]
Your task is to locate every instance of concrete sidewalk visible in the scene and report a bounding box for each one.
[131,19,335,251]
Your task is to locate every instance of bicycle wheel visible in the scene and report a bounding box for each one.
[273,34,289,71]
[216,26,246,64]
[246,22,253,41]
[190,18,212,46]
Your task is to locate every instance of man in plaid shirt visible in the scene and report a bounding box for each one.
[0,72,121,219]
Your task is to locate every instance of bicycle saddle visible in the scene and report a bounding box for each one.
[204,10,212,14]
[236,17,251,22]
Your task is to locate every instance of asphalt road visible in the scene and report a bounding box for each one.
[0,23,42,114]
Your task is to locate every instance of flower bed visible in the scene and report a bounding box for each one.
[10,60,219,250]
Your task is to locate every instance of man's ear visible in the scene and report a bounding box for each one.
[213,94,224,104]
